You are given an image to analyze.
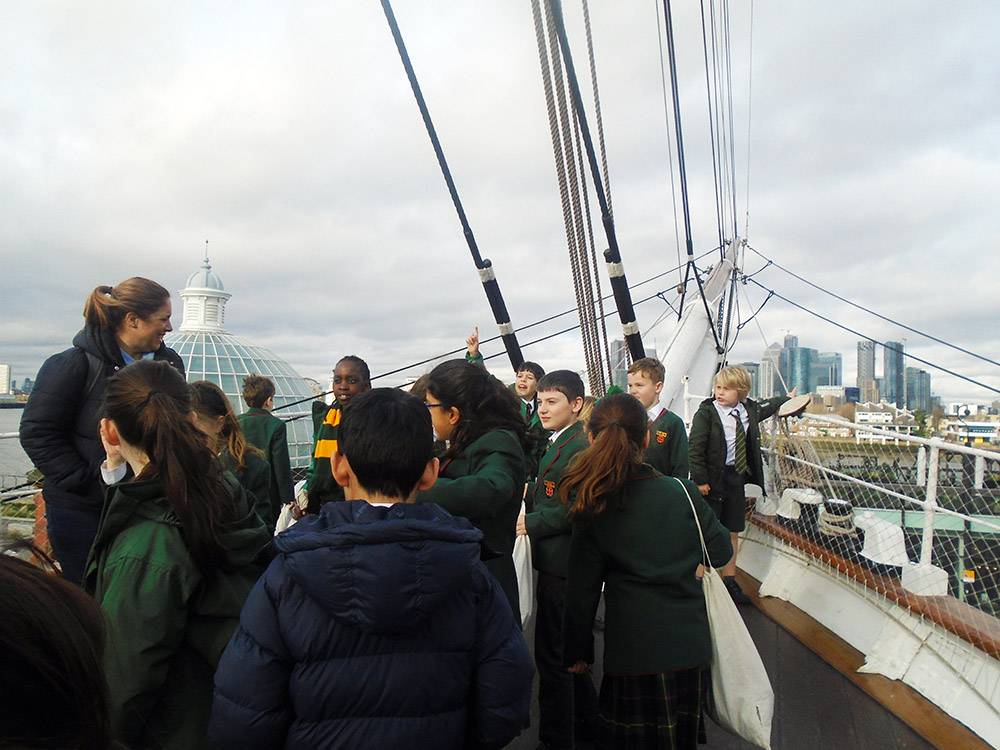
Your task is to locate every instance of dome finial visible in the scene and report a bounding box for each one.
[203,239,211,268]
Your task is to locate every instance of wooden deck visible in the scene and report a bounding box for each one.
[505,579,966,749]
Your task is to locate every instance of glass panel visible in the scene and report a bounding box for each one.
[192,342,203,356]
[218,357,234,374]
[188,356,203,373]
[221,374,238,394]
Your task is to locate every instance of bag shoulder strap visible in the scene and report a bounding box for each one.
[672,477,710,567]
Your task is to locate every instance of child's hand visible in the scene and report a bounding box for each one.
[698,484,710,496]
[466,326,479,357]
[567,661,593,674]
[99,418,125,470]
[516,513,527,536]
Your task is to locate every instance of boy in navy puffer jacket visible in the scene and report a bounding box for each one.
[209,388,534,750]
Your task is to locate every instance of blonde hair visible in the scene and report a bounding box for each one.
[714,366,751,400]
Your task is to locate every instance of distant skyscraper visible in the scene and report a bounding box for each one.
[812,352,842,388]
[759,343,782,398]
[783,333,799,350]
[0,364,10,395]
[884,341,905,407]
[787,347,816,394]
[857,340,875,388]
[738,362,760,400]
[906,367,932,413]
[609,339,629,390]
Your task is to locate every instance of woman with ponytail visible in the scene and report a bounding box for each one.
[417,359,528,622]
[84,359,269,750]
[561,393,733,750]
[20,277,184,585]
[189,380,276,531]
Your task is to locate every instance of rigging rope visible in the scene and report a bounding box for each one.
[581,0,615,389]
[654,0,685,287]
[746,245,1000,371]
[742,277,1000,396]
[532,0,620,394]
[531,0,605,394]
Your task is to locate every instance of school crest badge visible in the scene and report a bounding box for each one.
[544,480,556,497]
[656,430,668,444]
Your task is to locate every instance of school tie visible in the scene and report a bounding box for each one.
[732,409,748,475]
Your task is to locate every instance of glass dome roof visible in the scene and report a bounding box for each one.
[166,257,321,474]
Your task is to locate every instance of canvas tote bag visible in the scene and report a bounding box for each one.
[513,501,535,627]
[674,478,774,750]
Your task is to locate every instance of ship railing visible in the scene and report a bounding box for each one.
[757,411,1000,667]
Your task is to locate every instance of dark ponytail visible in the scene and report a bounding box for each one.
[425,359,527,459]
[561,393,648,524]
[103,360,238,574]
[189,380,263,468]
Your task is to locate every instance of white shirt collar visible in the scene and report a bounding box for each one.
[548,423,574,444]
[646,403,663,422]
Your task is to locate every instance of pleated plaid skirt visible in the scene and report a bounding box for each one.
[595,665,708,749]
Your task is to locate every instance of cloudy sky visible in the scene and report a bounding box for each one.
[2,2,997,404]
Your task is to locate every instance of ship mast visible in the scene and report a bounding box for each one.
[380,0,525,372]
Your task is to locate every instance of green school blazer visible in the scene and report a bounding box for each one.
[417,428,526,622]
[238,408,294,514]
[524,420,589,576]
[644,407,690,479]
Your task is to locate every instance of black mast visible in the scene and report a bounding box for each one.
[380,0,524,371]
[546,0,644,362]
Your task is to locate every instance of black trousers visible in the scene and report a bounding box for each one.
[536,571,599,748]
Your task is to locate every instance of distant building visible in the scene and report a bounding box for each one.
[609,339,629,390]
[812,351,842,388]
[857,340,875,389]
[860,379,879,404]
[783,346,816,394]
[0,364,10,395]
[844,386,860,404]
[20,376,33,395]
[854,402,916,444]
[905,367,932,413]
[816,385,846,408]
[944,413,1000,446]
[883,341,905,408]
[759,343,782,398]
[165,255,321,472]
[737,362,760,400]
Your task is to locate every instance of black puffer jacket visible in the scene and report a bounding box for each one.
[210,501,534,750]
[19,325,184,513]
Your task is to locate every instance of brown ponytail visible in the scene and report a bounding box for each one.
[83,277,170,332]
[103,361,239,574]
[561,392,648,524]
[190,380,263,468]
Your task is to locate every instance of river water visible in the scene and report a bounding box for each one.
[0,409,32,488]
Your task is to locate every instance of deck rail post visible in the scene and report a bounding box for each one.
[919,440,941,566]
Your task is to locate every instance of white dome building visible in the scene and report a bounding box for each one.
[166,256,319,474]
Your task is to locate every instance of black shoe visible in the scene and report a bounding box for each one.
[724,576,752,605]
